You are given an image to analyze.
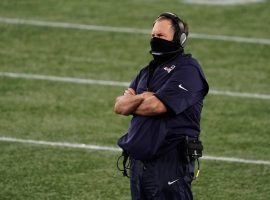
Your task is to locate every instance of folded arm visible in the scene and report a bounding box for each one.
[134,94,167,116]
[114,94,144,116]
[114,88,167,116]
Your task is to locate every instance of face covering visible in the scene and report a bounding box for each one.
[150,37,182,64]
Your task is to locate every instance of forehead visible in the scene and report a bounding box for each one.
[152,19,173,33]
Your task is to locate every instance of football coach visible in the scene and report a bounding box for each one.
[114,12,209,200]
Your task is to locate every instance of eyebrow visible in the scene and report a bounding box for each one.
[151,32,166,36]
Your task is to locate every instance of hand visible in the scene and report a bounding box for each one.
[123,88,136,96]
[141,91,155,99]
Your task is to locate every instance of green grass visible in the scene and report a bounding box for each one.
[0,143,130,200]
[0,78,129,145]
[0,0,269,37]
[1,143,269,200]
[0,0,270,199]
[0,24,269,93]
[0,78,269,160]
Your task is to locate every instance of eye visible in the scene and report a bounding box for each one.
[152,33,165,38]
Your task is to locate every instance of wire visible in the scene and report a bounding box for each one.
[193,158,200,180]
[116,153,130,178]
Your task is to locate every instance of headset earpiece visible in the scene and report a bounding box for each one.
[177,19,187,47]
[180,33,187,47]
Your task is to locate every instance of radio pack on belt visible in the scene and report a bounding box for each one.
[185,136,203,160]
[184,136,203,180]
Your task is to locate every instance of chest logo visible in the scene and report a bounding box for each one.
[163,65,176,73]
[179,84,188,91]
[168,179,179,185]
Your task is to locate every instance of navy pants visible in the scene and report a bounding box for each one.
[130,148,194,200]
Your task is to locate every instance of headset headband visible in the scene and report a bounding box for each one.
[157,12,187,48]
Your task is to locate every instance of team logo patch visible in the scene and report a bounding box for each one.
[163,65,176,73]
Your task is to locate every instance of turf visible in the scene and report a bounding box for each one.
[0,142,130,200]
[0,0,269,199]
[1,143,269,200]
[0,25,269,93]
[0,78,269,160]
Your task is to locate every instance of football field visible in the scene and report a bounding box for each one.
[0,0,270,199]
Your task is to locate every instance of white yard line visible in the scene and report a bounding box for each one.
[0,136,269,165]
[202,155,270,165]
[0,136,120,152]
[0,72,129,87]
[1,72,270,100]
[0,17,270,45]
[209,89,270,100]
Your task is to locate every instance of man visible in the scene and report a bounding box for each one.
[114,12,209,200]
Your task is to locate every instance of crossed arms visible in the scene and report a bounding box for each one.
[114,88,167,116]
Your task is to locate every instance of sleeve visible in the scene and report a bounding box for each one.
[155,65,205,115]
[129,75,139,91]
[129,68,144,91]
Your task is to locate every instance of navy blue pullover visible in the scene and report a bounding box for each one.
[118,53,209,161]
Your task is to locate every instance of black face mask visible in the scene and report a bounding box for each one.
[150,37,182,64]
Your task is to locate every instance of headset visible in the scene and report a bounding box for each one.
[156,12,188,48]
